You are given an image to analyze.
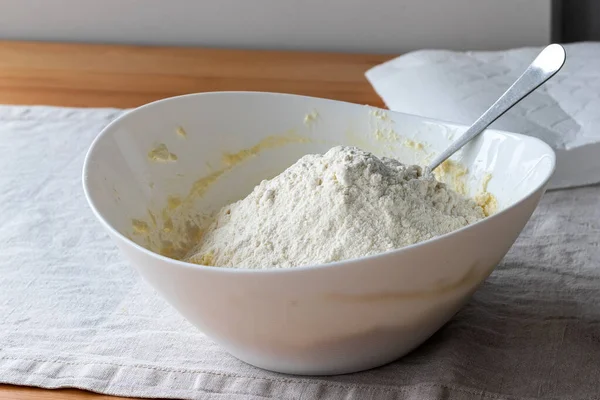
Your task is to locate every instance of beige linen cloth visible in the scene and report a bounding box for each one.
[0,105,599,399]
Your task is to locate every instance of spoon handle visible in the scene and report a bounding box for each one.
[428,44,566,171]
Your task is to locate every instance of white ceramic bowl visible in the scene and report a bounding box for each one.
[83,92,555,375]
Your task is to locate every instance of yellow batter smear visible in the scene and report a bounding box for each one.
[434,164,497,217]
[475,173,497,216]
[162,217,174,233]
[191,250,215,266]
[433,159,468,195]
[367,106,400,148]
[160,207,170,223]
[475,192,497,217]
[373,127,400,142]
[481,173,492,191]
[304,110,319,126]
[176,134,309,252]
[176,126,187,138]
[157,221,204,260]
[134,129,498,261]
[404,139,424,150]
[147,210,157,227]
[132,133,312,259]
[131,219,149,234]
[188,169,227,199]
[196,134,308,198]
[370,108,389,121]
[222,134,308,167]
[158,241,176,258]
[148,144,178,162]
[167,196,182,209]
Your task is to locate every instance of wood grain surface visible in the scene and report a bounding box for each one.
[0,40,390,108]
[0,40,392,399]
[0,386,130,400]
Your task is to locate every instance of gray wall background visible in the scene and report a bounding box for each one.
[0,0,551,53]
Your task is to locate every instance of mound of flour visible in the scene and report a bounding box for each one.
[186,146,485,269]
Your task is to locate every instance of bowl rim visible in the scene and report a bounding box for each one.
[82,91,556,275]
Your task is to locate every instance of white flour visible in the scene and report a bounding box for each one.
[186,146,485,269]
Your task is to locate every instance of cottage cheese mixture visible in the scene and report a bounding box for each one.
[186,146,485,269]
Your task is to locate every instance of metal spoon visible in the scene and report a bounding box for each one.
[428,43,566,171]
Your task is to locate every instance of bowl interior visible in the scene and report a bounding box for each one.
[84,92,555,259]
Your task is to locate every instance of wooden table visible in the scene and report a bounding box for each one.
[0,40,392,400]
[0,40,389,109]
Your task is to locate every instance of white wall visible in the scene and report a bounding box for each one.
[0,0,551,53]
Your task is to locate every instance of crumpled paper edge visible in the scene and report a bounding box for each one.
[365,58,600,191]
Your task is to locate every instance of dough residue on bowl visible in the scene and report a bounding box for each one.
[186,146,486,269]
[131,124,497,266]
[148,143,178,162]
[304,110,319,126]
[475,173,497,216]
[131,132,311,259]
[176,126,187,138]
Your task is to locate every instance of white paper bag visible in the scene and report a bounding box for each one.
[366,43,600,189]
